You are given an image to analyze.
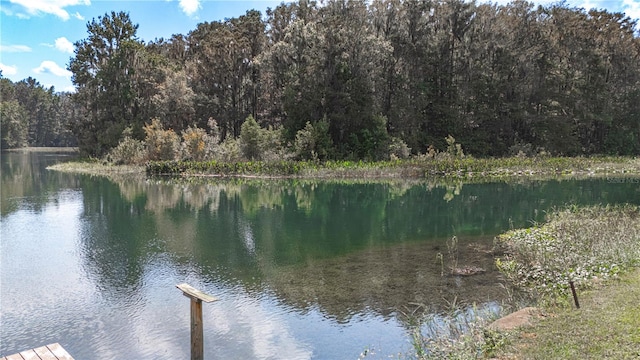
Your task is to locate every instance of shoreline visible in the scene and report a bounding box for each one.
[46,156,640,182]
[2,147,79,153]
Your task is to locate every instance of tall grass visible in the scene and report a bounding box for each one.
[145,156,640,179]
[403,301,509,360]
[496,205,640,302]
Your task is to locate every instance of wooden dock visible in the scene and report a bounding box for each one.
[1,343,74,360]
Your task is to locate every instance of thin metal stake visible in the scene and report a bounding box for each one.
[569,281,580,309]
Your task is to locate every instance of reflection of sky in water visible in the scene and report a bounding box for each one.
[0,191,409,359]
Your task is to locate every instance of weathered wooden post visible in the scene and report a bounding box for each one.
[176,283,218,360]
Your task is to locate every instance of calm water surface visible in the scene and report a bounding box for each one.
[2,152,639,359]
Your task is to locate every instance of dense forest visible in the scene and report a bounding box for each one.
[2,0,639,160]
[0,77,78,149]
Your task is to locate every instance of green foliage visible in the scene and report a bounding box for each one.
[239,115,291,161]
[146,159,304,176]
[215,137,243,162]
[260,125,289,162]
[0,76,77,148]
[13,1,640,159]
[187,10,265,139]
[406,303,507,360]
[445,135,465,159]
[388,137,411,160]
[352,114,391,161]
[152,69,196,133]
[69,11,148,156]
[240,115,262,160]
[144,118,180,161]
[0,100,28,149]
[294,119,334,160]
[105,129,147,165]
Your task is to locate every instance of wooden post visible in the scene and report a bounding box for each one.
[176,283,218,360]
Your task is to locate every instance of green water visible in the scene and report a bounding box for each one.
[2,151,639,359]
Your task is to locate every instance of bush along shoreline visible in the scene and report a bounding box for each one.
[495,205,640,304]
[405,205,640,359]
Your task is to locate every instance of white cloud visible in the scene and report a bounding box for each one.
[55,37,75,54]
[33,60,72,77]
[0,44,32,52]
[179,0,201,16]
[0,63,19,76]
[622,0,640,19]
[9,0,90,20]
[578,1,598,11]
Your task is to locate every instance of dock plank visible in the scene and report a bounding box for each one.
[47,343,74,360]
[33,346,55,359]
[18,349,41,360]
[3,354,23,360]
[2,343,74,360]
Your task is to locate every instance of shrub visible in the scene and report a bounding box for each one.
[181,126,214,161]
[445,135,464,159]
[144,118,180,161]
[388,137,411,160]
[294,119,334,161]
[238,115,291,161]
[260,126,291,162]
[216,137,243,162]
[240,115,262,160]
[106,128,146,165]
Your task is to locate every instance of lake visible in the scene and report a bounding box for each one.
[2,151,639,359]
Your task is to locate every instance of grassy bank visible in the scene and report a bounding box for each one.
[46,155,640,180]
[408,205,640,359]
[495,205,640,303]
[48,160,144,176]
[490,205,640,359]
[3,146,78,153]
[144,156,639,179]
[499,268,640,359]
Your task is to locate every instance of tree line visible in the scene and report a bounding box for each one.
[0,76,78,149]
[2,0,639,159]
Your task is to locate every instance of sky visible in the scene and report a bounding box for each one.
[1,0,639,93]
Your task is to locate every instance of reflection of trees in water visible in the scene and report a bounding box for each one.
[116,177,238,214]
[78,175,640,321]
[1,152,79,216]
[77,176,153,296]
[114,177,420,215]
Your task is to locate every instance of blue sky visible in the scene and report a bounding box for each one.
[1,0,639,93]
